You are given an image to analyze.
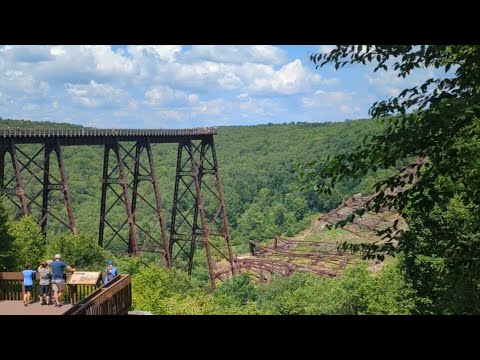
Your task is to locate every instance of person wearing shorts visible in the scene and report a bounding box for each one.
[37,261,52,305]
[50,254,75,307]
[22,263,36,307]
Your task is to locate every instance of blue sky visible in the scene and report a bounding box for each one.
[0,45,435,128]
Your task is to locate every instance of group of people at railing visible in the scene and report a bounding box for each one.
[21,256,118,308]
[22,254,75,307]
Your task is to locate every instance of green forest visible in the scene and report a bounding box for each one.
[1,45,479,315]
[0,117,412,314]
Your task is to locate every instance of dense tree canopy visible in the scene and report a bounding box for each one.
[0,117,387,255]
[304,45,480,313]
[305,45,480,242]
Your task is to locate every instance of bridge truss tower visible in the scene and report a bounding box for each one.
[0,128,234,288]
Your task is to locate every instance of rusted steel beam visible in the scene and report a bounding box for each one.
[10,140,28,216]
[130,143,141,229]
[189,140,215,288]
[113,139,138,256]
[209,137,234,276]
[170,138,234,288]
[98,145,110,248]
[41,145,52,234]
[145,138,172,268]
[169,143,186,262]
[54,139,77,235]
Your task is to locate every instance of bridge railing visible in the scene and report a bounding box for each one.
[0,272,99,303]
[0,128,217,137]
[63,274,131,315]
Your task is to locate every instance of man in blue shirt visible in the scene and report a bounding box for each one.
[22,263,36,306]
[51,254,75,307]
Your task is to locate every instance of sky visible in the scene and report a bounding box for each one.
[0,45,436,129]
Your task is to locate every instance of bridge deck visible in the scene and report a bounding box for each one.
[0,128,217,145]
[0,301,73,315]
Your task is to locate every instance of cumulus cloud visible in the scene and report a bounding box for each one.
[0,45,375,127]
[144,86,198,106]
[189,45,287,65]
[127,45,182,63]
[365,65,435,97]
[157,110,184,121]
[302,90,355,108]
[4,45,136,84]
[0,45,55,63]
[237,94,282,117]
[245,59,323,95]
[0,70,50,97]
[319,45,336,53]
[192,99,224,116]
[66,80,129,108]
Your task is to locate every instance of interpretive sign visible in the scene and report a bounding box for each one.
[67,271,101,285]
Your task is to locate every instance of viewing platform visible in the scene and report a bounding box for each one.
[0,301,73,315]
[0,272,131,315]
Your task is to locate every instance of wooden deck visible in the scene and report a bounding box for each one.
[0,301,73,315]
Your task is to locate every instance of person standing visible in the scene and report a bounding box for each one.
[22,263,36,306]
[51,254,75,307]
[104,260,118,285]
[37,261,52,305]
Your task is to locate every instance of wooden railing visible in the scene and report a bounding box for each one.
[63,274,131,315]
[0,273,26,300]
[0,272,99,303]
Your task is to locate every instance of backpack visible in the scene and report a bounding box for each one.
[39,268,51,281]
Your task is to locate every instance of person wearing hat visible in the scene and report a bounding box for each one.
[104,260,118,285]
[51,254,75,307]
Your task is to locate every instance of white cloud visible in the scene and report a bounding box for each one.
[50,47,66,57]
[1,46,136,84]
[0,45,327,99]
[192,99,224,116]
[319,45,336,53]
[366,67,435,98]
[0,70,50,97]
[66,80,129,108]
[113,111,129,117]
[302,90,354,108]
[339,104,361,115]
[127,45,182,63]
[237,96,281,117]
[157,110,184,121]
[0,45,376,127]
[22,103,40,112]
[144,86,198,106]
[189,45,287,65]
[0,45,55,63]
[246,59,322,95]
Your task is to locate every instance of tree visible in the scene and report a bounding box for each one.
[45,234,106,270]
[9,216,44,270]
[0,196,15,271]
[302,45,480,313]
[213,273,258,305]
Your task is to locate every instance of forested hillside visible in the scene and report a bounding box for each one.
[0,117,389,253]
[2,45,478,315]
